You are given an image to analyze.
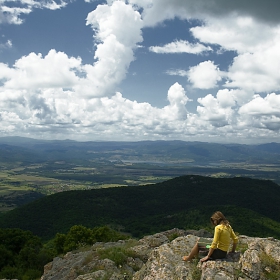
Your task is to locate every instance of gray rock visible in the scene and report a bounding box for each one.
[40,229,280,280]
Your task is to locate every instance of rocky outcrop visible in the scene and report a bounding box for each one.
[41,229,280,280]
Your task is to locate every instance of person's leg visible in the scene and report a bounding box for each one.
[182,242,199,261]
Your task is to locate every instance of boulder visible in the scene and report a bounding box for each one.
[40,229,280,280]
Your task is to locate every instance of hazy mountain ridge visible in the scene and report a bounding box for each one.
[0,137,280,164]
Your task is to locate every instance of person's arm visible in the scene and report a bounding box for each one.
[200,247,215,262]
[230,226,238,253]
[231,242,237,253]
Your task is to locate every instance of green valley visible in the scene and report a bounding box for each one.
[1,137,280,212]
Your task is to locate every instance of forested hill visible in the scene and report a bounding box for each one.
[1,175,280,241]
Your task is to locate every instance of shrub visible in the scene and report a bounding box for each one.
[53,225,129,254]
[0,228,53,280]
[92,226,129,242]
[0,266,20,279]
[97,239,139,267]
[98,246,127,266]
[53,233,67,254]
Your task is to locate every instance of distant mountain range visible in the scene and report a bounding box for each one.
[1,136,280,164]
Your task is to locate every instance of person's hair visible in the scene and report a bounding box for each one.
[210,211,230,226]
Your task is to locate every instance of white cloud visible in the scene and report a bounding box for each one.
[129,0,280,27]
[185,14,280,95]
[0,83,190,140]
[1,0,280,143]
[216,89,236,108]
[166,69,188,77]
[0,5,32,24]
[0,0,68,24]
[0,39,12,50]
[237,94,280,131]
[239,93,280,117]
[197,93,235,127]
[44,0,67,10]
[1,79,280,142]
[132,1,280,95]
[1,50,82,90]
[187,60,223,89]
[226,39,280,92]
[163,82,190,120]
[190,16,277,54]
[1,1,144,99]
[83,1,143,97]
[149,40,212,54]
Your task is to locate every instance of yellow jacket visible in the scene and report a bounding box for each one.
[210,224,238,252]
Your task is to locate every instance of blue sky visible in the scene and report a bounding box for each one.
[0,0,280,143]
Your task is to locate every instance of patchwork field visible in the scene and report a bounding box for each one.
[1,158,280,212]
[1,138,280,212]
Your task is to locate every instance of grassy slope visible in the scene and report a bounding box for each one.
[1,175,280,240]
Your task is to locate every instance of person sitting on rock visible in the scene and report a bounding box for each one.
[182,211,238,262]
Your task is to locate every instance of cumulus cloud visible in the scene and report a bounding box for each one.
[163,82,190,120]
[0,1,144,98]
[0,78,279,142]
[1,50,82,90]
[0,1,140,120]
[226,40,280,92]
[149,40,212,54]
[237,94,280,131]
[196,93,235,127]
[128,0,280,26]
[83,1,143,97]
[187,60,223,89]
[143,1,280,118]
[0,82,190,140]
[216,89,236,108]
[1,0,280,143]
[0,0,68,24]
[190,16,277,54]
[137,1,280,94]
[239,93,280,117]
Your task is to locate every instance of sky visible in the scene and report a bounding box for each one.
[0,0,280,144]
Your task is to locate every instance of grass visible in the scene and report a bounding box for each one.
[97,239,139,267]
[233,268,247,279]
[167,232,180,242]
[190,258,202,280]
[77,239,140,280]
[236,243,248,254]
[98,246,128,266]
[260,252,280,279]
[82,252,95,266]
